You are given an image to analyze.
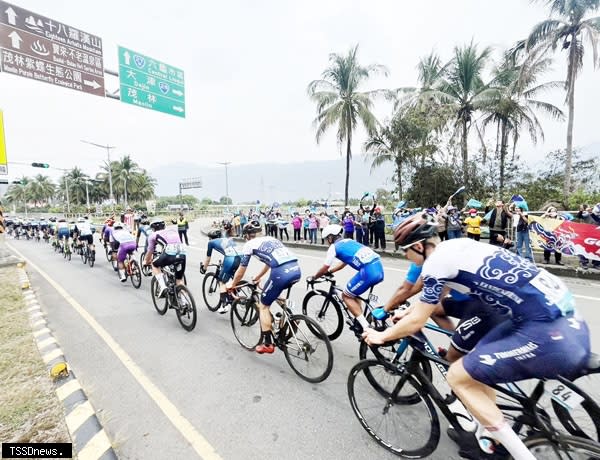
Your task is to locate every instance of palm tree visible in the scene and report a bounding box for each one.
[420,42,498,184]
[480,51,565,195]
[114,155,140,206]
[307,45,388,205]
[4,176,30,211]
[523,0,600,202]
[58,167,89,206]
[129,169,156,202]
[27,174,55,206]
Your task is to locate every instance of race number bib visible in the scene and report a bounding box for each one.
[530,271,575,316]
[224,246,238,257]
[355,247,378,265]
[272,247,294,265]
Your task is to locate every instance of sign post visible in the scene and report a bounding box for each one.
[118,45,185,118]
[0,1,105,96]
[0,109,7,175]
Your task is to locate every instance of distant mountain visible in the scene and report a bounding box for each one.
[151,155,394,203]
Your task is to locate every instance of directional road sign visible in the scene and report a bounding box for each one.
[0,1,105,97]
[0,109,7,175]
[118,45,185,118]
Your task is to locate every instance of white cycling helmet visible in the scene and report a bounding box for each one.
[322,224,343,239]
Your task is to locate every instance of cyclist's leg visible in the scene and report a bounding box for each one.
[173,253,186,286]
[257,262,301,353]
[151,253,170,295]
[217,256,240,312]
[449,315,590,460]
[116,243,130,281]
[343,260,384,330]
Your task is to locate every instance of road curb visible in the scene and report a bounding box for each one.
[16,262,118,460]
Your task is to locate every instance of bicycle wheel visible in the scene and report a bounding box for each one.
[140,252,152,276]
[301,291,344,340]
[175,285,197,331]
[202,273,221,312]
[81,247,87,264]
[347,359,440,458]
[105,247,112,262]
[230,297,261,350]
[150,277,168,315]
[129,260,142,289]
[281,314,334,383]
[524,434,600,458]
[550,374,600,442]
[88,250,95,268]
[111,255,118,272]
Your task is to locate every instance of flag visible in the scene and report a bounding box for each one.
[466,198,482,209]
[510,194,525,203]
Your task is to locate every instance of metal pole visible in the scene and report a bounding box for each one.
[65,175,71,215]
[217,162,231,203]
[106,145,114,203]
[85,182,90,210]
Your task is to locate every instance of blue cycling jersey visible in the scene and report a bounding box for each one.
[324,239,380,270]
[207,237,240,258]
[240,236,297,268]
[406,262,470,301]
[420,238,575,321]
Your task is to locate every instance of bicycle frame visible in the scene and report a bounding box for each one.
[307,277,378,321]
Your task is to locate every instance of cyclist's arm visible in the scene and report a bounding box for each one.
[230,265,247,289]
[252,263,270,284]
[383,278,423,312]
[328,262,346,274]
[364,302,436,344]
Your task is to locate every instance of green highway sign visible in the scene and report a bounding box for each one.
[118,45,185,118]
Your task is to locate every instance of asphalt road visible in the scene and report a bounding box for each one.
[6,224,600,460]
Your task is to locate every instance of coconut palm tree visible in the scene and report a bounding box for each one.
[114,155,140,206]
[419,42,498,185]
[307,45,389,205]
[523,0,600,202]
[58,167,89,206]
[129,170,156,202]
[4,176,31,211]
[27,174,55,206]
[480,51,565,195]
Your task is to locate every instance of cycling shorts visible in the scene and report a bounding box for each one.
[261,261,301,306]
[344,259,384,298]
[153,253,186,280]
[57,228,70,239]
[441,296,511,354]
[79,234,93,245]
[463,314,590,386]
[219,256,241,283]
[117,241,137,263]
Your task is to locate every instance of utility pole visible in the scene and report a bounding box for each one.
[81,140,116,204]
[217,162,231,203]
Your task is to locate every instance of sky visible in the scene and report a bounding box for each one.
[1,0,599,199]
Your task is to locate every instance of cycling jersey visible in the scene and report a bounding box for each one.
[324,239,379,270]
[420,238,575,321]
[57,222,70,238]
[147,229,184,256]
[111,229,135,244]
[207,238,240,258]
[406,262,470,301]
[75,222,93,236]
[324,239,383,297]
[240,236,297,268]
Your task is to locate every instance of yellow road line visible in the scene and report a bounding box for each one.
[8,244,222,460]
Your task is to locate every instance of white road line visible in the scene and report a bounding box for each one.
[8,244,223,460]
[574,294,600,302]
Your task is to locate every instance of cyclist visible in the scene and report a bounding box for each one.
[56,218,70,251]
[110,223,137,282]
[200,229,241,314]
[143,218,186,298]
[308,224,384,335]
[229,220,301,354]
[135,215,151,250]
[102,218,115,250]
[363,213,590,460]
[74,216,95,260]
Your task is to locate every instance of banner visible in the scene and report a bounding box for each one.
[529,216,600,261]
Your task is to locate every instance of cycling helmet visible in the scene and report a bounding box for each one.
[322,224,343,239]
[207,229,222,239]
[113,222,124,230]
[242,219,262,235]
[150,218,165,231]
[393,213,438,248]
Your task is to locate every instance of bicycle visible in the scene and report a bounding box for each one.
[229,281,334,383]
[150,263,197,331]
[201,261,225,312]
[114,252,142,288]
[359,318,600,443]
[62,236,72,261]
[348,333,600,458]
[303,275,384,340]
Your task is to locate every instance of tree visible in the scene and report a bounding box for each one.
[129,169,156,202]
[114,155,141,206]
[219,196,233,205]
[480,50,564,195]
[420,42,498,185]
[308,44,388,205]
[59,167,89,206]
[3,176,30,210]
[26,174,55,206]
[523,0,600,203]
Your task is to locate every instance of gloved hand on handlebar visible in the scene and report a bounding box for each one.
[199,263,206,274]
[306,276,315,284]
[371,307,389,321]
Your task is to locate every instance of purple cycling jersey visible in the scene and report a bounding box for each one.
[147,229,182,254]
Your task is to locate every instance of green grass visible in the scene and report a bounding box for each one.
[0,266,72,447]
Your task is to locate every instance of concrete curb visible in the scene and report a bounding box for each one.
[15,262,118,460]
